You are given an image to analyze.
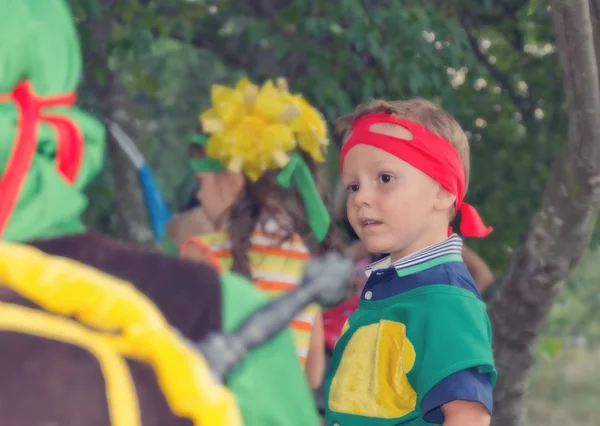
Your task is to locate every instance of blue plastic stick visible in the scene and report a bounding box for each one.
[107,121,172,241]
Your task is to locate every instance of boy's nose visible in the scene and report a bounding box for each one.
[353,187,373,207]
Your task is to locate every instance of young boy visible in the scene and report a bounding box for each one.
[324,99,497,426]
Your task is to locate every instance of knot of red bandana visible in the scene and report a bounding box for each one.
[0,80,84,236]
[340,113,492,238]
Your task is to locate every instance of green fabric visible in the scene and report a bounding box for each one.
[189,133,225,172]
[276,152,330,242]
[324,285,496,426]
[159,236,321,426]
[0,0,105,242]
[159,235,180,256]
[221,271,321,426]
[190,133,208,146]
[190,157,226,173]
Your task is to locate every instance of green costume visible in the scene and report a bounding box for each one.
[0,1,320,425]
[221,271,321,426]
[0,0,104,242]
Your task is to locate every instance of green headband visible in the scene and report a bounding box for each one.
[189,134,225,173]
[189,134,330,242]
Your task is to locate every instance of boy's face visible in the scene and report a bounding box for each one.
[342,143,452,261]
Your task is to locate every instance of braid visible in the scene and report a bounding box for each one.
[227,187,261,279]
[315,225,344,255]
[206,150,343,278]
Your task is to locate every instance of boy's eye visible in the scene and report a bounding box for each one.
[347,184,359,193]
[379,174,394,184]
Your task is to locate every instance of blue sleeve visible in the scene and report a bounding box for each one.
[421,367,492,424]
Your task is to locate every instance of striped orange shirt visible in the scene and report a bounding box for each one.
[181,220,318,366]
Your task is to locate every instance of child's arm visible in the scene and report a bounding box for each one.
[304,309,325,389]
[442,400,491,426]
[421,367,493,425]
[461,245,494,292]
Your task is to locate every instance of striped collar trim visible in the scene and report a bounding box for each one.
[365,234,463,277]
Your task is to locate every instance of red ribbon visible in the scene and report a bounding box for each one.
[0,81,84,236]
[340,113,492,238]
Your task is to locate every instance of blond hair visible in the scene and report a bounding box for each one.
[335,98,470,191]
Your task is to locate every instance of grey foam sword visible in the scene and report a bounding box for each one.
[197,252,354,381]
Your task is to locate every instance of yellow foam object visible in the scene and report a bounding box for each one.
[0,302,140,426]
[198,77,328,181]
[0,242,242,426]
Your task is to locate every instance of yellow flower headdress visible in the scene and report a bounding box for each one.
[190,77,331,242]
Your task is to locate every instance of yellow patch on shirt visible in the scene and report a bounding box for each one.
[329,320,417,418]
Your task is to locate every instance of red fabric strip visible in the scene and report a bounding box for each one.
[0,81,83,236]
[43,114,84,183]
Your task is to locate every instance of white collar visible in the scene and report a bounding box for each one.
[365,234,463,277]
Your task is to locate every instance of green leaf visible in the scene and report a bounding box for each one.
[527,0,542,16]
[329,22,343,35]
[537,337,563,358]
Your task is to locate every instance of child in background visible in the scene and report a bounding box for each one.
[163,204,213,255]
[180,77,341,389]
[324,99,497,426]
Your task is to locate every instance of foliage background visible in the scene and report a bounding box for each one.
[72,0,575,271]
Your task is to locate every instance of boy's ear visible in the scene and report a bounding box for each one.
[433,184,456,212]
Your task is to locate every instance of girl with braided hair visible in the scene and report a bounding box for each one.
[178,78,342,389]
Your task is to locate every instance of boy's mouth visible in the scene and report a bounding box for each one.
[359,218,383,229]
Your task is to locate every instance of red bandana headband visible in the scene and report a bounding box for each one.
[340,113,492,238]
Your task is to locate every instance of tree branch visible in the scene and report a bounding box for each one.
[588,0,600,76]
[509,25,525,51]
[460,14,535,122]
[148,0,288,80]
[488,1,600,425]
[460,0,531,25]
[247,0,284,22]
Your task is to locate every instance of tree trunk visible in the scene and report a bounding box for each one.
[489,1,600,425]
[102,83,154,244]
[80,3,153,244]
